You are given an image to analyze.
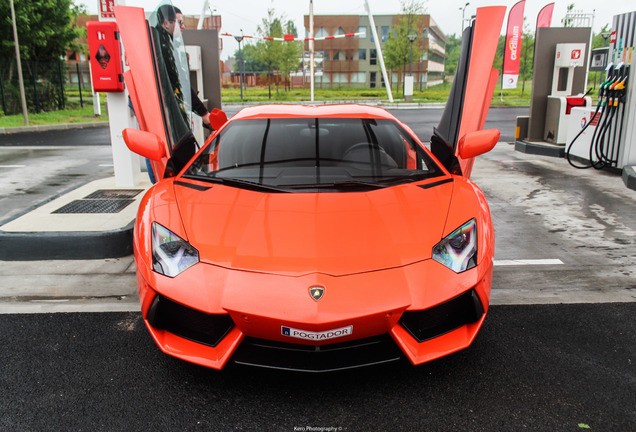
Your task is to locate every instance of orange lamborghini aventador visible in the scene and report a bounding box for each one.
[115,3,506,371]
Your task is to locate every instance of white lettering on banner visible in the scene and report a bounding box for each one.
[281,325,353,341]
[509,26,520,61]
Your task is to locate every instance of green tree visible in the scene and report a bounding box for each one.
[592,24,611,49]
[278,20,303,90]
[0,0,85,63]
[254,8,284,99]
[562,3,576,27]
[232,43,268,73]
[520,23,535,95]
[0,0,85,114]
[382,0,426,96]
[443,34,462,77]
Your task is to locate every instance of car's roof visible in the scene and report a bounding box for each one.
[230,104,399,121]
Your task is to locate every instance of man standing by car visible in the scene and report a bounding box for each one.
[156,4,211,129]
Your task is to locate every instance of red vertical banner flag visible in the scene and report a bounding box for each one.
[536,3,554,28]
[502,0,526,89]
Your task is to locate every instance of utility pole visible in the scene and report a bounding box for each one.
[364,0,393,102]
[309,0,314,102]
[10,0,28,125]
[197,0,209,30]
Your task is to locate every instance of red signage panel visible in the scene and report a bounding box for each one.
[87,21,124,92]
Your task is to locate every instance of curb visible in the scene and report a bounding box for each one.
[514,140,565,158]
[0,121,109,135]
[0,221,134,261]
[622,165,636,192]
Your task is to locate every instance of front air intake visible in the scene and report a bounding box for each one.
[146,294,234,347]
[399,289,484,342]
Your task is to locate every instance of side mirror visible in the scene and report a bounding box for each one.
[457,129,500,159]
[208,108,228,130]
[122,129,166,161]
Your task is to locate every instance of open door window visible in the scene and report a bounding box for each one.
[431,7,505,178]
[116,1,199,181]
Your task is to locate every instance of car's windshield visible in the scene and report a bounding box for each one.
[184,117,442,192]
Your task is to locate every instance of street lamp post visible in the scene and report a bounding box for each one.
[407,34,417,76]
[459,2,470,34]
[234,31,244,101]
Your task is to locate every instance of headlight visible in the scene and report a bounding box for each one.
[152,222,199,277]
[432,219,477,273]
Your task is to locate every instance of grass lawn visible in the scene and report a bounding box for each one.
[221,82,534,106]
[0,82,539,128]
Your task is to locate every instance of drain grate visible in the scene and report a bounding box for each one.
[84,189,143,199]
[53,199,136,214]
[52,189,143,214]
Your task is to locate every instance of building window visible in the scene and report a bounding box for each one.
[370,49,377,65]
[381,26,389,43]
[316,27,329,38]
[371,26,377,43]
[333,50,346,60]
[357,26,366,38]
[335,27,345,36]
[351,72,366,83]
[370,71,377,88]
[357,49,366,61]
[333,73,347,84]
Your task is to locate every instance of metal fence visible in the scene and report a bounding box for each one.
[0,58,93,116]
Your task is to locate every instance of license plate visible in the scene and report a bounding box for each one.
[281,325,353,341]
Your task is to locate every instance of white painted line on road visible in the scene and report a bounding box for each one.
[0,165,27,168]
[98,164,114,167]
[494,259,564,266]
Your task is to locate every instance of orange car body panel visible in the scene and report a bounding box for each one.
[455,6,506,177]
[174,179,453,276]
[114,6,171,180]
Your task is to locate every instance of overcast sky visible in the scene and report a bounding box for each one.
[88,0,634,59]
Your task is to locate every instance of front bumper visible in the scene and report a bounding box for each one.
[135,258,493,372]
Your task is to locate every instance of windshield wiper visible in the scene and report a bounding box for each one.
[182,174,289,193]
[378,172,437,183]
[213,157,340,173]
[288,180,386,191]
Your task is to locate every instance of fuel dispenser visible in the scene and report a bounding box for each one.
[566,10,636,174]
[566,64,629,168]
[544,43,592,144]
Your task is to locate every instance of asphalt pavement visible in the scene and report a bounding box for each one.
[1,303,634,431]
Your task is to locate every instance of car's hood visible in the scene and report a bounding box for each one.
[174,179,454,276]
